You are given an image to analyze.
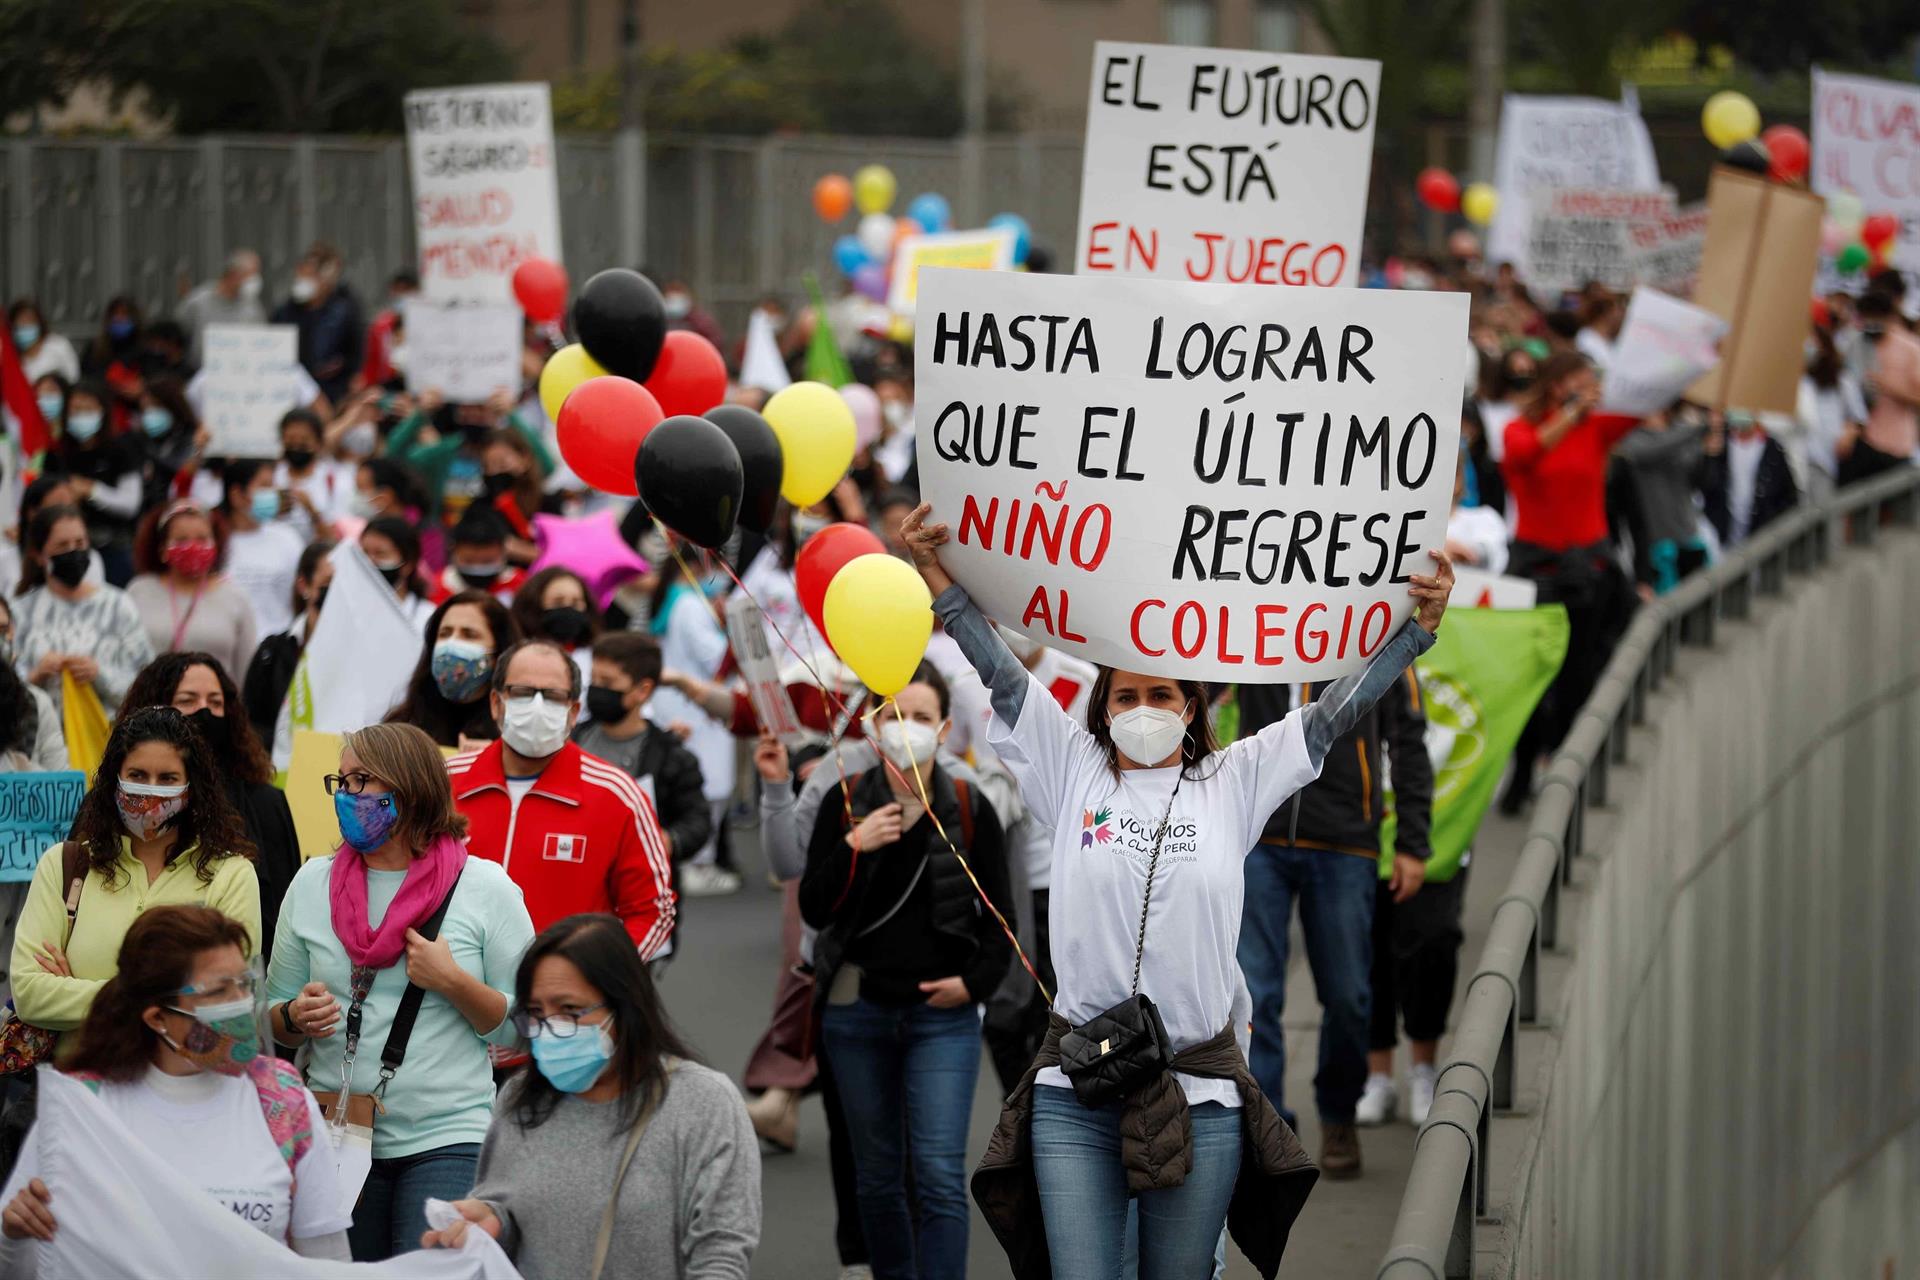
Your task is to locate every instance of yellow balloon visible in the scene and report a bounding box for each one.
[823,553,933,697]
[1461,183,1499,227]
[854,164,897,216]
[1702,91,1760,150]
[539,343,608,425]
[764,381,856,507]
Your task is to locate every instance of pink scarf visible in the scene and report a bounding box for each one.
[328,834,467,970]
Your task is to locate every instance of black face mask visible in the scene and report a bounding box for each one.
[1863,323,1888,341]
[460,422,491,446]
[586,685,629,724]
[373,563,404,587]
[541,606,593,647]
[310,584,330,613]
[1506,373,1535,392]
[458,567,502,590]
[48,548,90,589]
[482,471,516,499]
[186,706,231,754]
[284,448,316,471]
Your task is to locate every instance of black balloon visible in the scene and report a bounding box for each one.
[636,415,745,549]
[1720,139,1772,176]
[702,404,784,533]
[573,269,667,381]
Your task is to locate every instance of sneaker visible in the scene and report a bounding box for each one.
[1355,1073,1398,1126]
[680,864,743,897]
[1320,1121,1363,1180]
[1408,1063,1437,1126]
[838,1268,873,1280]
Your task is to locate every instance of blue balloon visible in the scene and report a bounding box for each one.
[907,192,952,234]
[988,212,1031,265]
[833,234,868,277]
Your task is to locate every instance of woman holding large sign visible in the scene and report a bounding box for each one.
[901,502,1452,1278]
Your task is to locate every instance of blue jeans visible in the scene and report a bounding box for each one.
[821,997,982,1280]
[1033,1085,1240,1280]
[347,1142,481,1261]
[1237,843,1378,1126]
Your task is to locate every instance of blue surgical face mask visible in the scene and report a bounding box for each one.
[35,392,62,423]
[334,790,399,853]
[528,1020,616,1093]
[65,410,103,441]
[250,488,281,522]
[107,317,136,343]
[141,406,174,437]
[13,323,40,351]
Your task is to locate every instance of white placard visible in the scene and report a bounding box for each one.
[1601,288,1727,416]
[401,301,525,403]
[1488,91,1662,269]
[1075,42,1379,288]
[724,593,807,748]
[1452,567,1538,610]
[887,228,1017,314]
[914,267,1467,682]
[198,324,304,457]
[1624,202,1709,295]
[405,82,562,305]
[1524,188,1677,296]
[1811,68,1920,293]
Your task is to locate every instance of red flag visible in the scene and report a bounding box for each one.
[0,327,48,459]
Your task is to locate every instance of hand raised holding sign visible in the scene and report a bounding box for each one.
[1408,549,1455,635]
[900,502,953,597]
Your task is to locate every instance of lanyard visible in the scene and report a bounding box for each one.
[167,580,207,651]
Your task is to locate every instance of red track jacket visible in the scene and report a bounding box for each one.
[448,740,676,957]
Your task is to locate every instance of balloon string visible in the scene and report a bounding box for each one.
[881,695,1054,1007]
[711,550,853,724]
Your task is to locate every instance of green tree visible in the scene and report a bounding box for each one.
[1669,0,1920,75]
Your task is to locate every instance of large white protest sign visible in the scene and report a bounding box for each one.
[402,301,524,403]
[1075,42,1379,288]
[405,82,562,306]
[1524,188,1677,296]
[198,324,306,457]
[1601,288,1726,416]
[1489,91,1661,269]
[1811,69,1920,290]
[1624,202,1709,294]
[914,267,1466,682]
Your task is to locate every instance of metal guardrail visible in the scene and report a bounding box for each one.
[1375,464,1920,1280]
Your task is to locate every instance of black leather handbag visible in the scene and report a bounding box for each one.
[1058,777,1182,1108]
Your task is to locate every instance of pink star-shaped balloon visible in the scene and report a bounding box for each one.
[530,511,650,609]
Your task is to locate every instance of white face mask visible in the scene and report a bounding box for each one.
[1108,703,1190,768]
[342,422,377,457]
[290,277,318,303]
[876,719,940,773]
[239,275,262,301]
[501,693,572,759]
[882,400,911,430]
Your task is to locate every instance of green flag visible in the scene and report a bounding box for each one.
[803,274,853,388]
[1381,606,1569,881]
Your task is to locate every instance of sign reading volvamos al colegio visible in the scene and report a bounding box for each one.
[914,268,1467,681]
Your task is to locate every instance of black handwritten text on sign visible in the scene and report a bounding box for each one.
[914,268,1467,682]
[1075,41,1379,289]
[0,772,86,884]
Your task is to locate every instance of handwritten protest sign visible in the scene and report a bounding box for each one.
[888,228,1016,314]
[402,301,524,403]
[1601,288,1726,416]
[914,267,1466,681]
[1075,42,1379,288]
[1525,188,1678,296]
[723,595,807,749]
[0,772,85,883]
[405,82,562,305]
[1812,69,1920,291]
[1489,91,1661,269]
[199,325,305,457]
[1625,203,1709,294]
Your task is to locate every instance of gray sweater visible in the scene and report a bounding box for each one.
[472,1062,761,1280]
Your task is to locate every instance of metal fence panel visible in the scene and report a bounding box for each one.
[313,141,396,307]
[119,143,205,326]
[220,141,304,307]
[557,136,620,278]
[29,145,102,331]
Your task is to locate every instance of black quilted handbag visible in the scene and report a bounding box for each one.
[1058,777,1182,1109]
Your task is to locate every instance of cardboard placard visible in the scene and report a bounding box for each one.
[1488,91,1662,268]
[1602,288,1727,416]
[0,771,86,883]
[887,228,1017,315]
[285,731,345,860]
[401,301,524,403]
[1075,42,1379,287]
[914,267,1467,681]
[723,594,807,748]
[1524,188,1677,296]
[405,82,562,306]
[198,325,305,458]
[1686,168,1824,414]
[1811,69,1920,292]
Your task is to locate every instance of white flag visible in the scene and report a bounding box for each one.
[738,309,792,394]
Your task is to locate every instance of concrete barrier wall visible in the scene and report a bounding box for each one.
[1505,527,1920,1277]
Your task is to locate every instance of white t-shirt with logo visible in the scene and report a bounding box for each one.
[988,673,1318,1108]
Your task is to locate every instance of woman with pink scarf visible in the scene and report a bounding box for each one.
[266,722,533,1261]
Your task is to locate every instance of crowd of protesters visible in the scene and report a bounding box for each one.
[0,229,1909,1280]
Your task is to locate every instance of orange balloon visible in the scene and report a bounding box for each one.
[814,174,853,224]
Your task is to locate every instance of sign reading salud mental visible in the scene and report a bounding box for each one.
[405,82,563,306]
[1075,42,1379,288]
[914,267,1467,682]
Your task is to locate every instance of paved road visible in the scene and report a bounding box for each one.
[659,807,1529,1279]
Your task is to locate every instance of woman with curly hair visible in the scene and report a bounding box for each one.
[384,590,520,750]
[9,707,260,1058]
[120,653,298,962]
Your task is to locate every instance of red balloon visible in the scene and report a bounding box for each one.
[1760,125,1809,183]
[795,522,885,643]
[1810,298,1831,331]
[1862,213,1899,251]
[643,331,729,418]
[511,256,569,323]
[556,376,664,497]
[1416,167,1461,214]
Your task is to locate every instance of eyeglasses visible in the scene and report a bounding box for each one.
[510,1004,607,1039]
[502,685,573,704]
[174,973,256,1001]
[323,771,382,796]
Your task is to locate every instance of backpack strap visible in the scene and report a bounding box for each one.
[57,842,87,944]
[952,777,975,849]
